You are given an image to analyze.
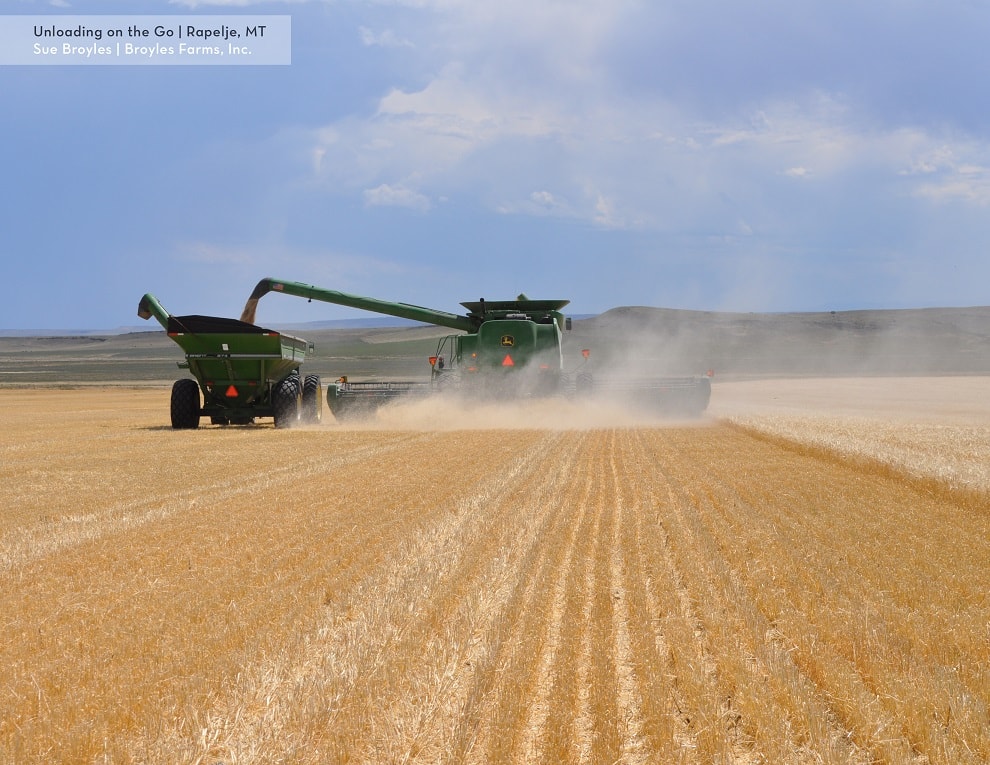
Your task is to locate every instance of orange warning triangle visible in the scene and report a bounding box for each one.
[502,354,515,367]
[225,385,239,398]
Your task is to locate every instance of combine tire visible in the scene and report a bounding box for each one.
[693,376,712,416]
[273,375,301,429]
[327,398,369,422]
[170,379,201,429]
[301,374,322,424]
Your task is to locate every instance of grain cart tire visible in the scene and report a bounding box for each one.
[273,375,301,429]
[301,374,322,424]
[170,379,201,429]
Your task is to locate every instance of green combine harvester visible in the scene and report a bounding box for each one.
[137,293,322,429]
[241,278,712,420]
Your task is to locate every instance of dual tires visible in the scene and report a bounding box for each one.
[274,373,322,429]
[170,372,322,430]
[302,373,323,425]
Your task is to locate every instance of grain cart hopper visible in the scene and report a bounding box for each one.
[241,277,712,419]
[137,293,322,429]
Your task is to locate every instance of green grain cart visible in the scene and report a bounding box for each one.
[137,293,322,429]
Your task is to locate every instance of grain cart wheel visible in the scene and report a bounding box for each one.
[301,374,322,424]
[170,378,201,429]
[273,375,301,429]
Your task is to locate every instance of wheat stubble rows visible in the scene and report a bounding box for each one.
[0,389,987,763]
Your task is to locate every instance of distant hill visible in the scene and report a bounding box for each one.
[570,305,990,376]
[1,305,988,384]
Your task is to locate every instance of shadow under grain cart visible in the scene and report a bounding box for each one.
[137,293,321,429]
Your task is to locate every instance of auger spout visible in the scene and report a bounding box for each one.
[137,293,171,330]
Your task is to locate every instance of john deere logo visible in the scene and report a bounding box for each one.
[500,335,515,347]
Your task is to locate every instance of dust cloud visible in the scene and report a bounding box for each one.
[329,393,711,431]
[570,305,990,380]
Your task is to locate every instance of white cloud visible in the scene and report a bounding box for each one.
[894,138,990,205]
[268,0,990,308]
[375,66,566,141]
[901,144,956,175]
[363,183,432,211]
[359,26,413,48]
[496,190,575,218]
[914,168,990,206]
[309,72,990,232]
[593,193,623,228]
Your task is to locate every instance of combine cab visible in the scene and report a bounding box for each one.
[137,293,321,429]
[241,278,712,420]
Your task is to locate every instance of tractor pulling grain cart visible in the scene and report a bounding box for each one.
[240,278,712,420]
[137,293,322,429]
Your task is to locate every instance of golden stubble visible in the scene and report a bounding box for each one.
[0,384,987,764]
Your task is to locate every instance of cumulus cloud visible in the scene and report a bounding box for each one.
[312,67,954,236]
[265,0,990,306]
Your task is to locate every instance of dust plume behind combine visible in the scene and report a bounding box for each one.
[330,390,710,431]
[565,304,990,490]
[294,302,990,431]
[568,304,990,380]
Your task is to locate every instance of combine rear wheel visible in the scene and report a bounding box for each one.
[301,374,322,424]
[170,379,201,429]
[273,375,301,429]
[693,376,713,416]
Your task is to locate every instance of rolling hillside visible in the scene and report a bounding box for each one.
[1,305,989,385]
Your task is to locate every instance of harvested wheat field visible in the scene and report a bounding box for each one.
[1,382,988,764]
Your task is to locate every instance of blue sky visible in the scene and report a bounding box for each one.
[3,0,989,330]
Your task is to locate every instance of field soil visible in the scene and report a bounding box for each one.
[1,381,988,764]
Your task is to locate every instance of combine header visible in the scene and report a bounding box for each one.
[137,293,322,429]
[241,278,712,420]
